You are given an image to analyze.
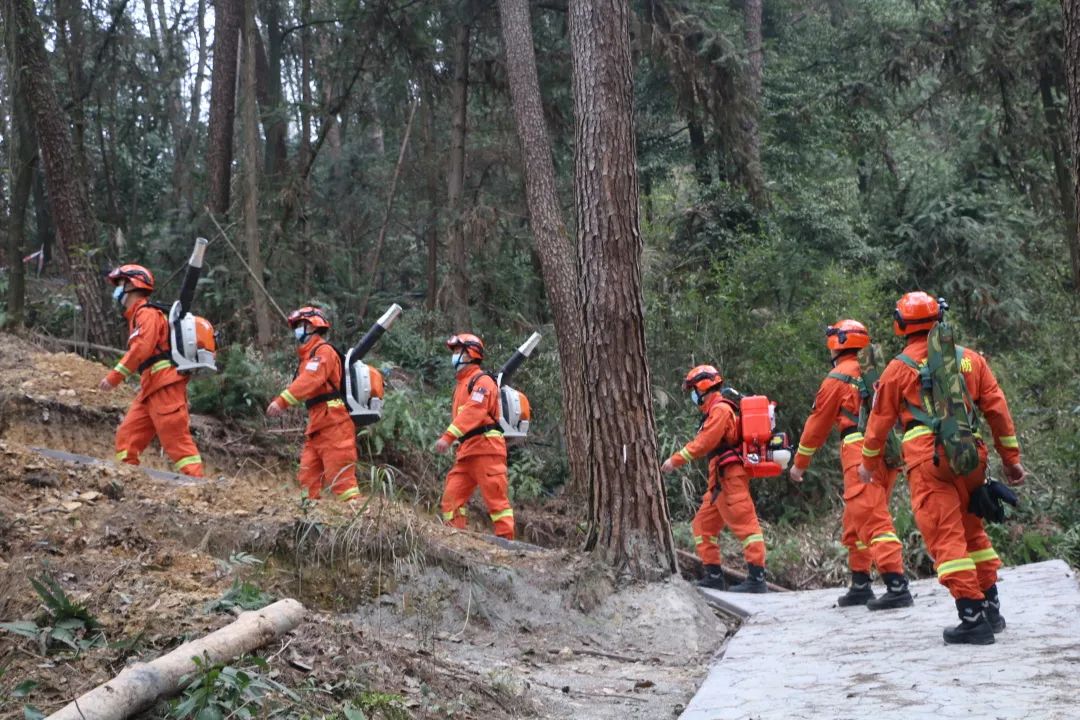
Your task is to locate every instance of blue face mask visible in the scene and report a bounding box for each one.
[690,389,702,406]
[451,352,466,369]
[293,326,308,343]
[112,285,127,310]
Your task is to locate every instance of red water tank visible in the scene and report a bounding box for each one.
[741,395,783,478]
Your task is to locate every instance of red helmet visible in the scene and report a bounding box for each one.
[287,306,331,330]
[893,292,942,336]
[826,319,870,351]
[446,333,484,361]
[683,364,723,395]
[107,264,155,292]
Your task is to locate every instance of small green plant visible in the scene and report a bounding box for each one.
[205,579,275,614]
[170,655,298,720]
[344,690,409,720]
[0,575,105,654]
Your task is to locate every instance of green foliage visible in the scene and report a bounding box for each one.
[170,655,298,720]
[189,346,286,417]
[205,580,275,615]
[0,574,104,654]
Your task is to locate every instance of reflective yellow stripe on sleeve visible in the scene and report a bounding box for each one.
[741,533,765,548]
[678,448,694,463]
[998,435,1019,449]
[114,363,135,379]
[854,541,868,550]
[281,390,301,407]
[903,426,934,443]
[797,444,817,457]
[969,548,1000,564]
[936,558,976,578]
[447,424,464,439]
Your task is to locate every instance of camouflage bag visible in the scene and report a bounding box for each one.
[896,322,981,475]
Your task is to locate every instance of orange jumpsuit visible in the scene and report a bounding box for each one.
[794,354,903,575]
[438,365,514,539]
[863,336,1020,601]
[275,337,360,501]
[669,393,765,568]
[107,297,203,477]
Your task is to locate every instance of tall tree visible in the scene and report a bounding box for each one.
[242,0,273,346]
[570,0,677,579]
[1055,0,1080,289]
[742,0,765,205]
[4,0,111,344]
[4,2,36,328]
[497,0,589,495]
[446,8,472,329]
[206,0,242,219]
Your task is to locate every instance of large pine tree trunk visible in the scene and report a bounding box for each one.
[447,12,472,330]
[1052,3,1080,288]
[206,0,242,218]
[5,0,111,345]
[497,0,590,496]
[4,3,35,328]
[569,0,677,579]
[242,0,273,347]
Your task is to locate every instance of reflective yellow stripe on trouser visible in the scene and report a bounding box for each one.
[694,535,718,546]
[969,548,999,564]
[338,487,360,501]
[115,450,128,462]
[854,540,868,551]
[174,455,202,471]
[936,558,976,578]
[871,533,901,545]
[490,508,514,523]
[442,507,468,521]
[742,533,764,548]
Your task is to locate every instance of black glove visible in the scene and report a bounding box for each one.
[968,480,1018,523]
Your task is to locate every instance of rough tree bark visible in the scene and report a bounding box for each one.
[422,83,440,317]
[242,0,273,347]
[569,0,677,578]
[4,0,111,344]
[255,0,289,181]
[1048,7,1080,288]
[446,10,472,329]
[206,0,242,219]
[5,7,36,328]
[497,0,590,496]
[742,0,765,205]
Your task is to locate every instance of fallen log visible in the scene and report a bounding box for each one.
[46,599,306,720]
[676,549,790,592]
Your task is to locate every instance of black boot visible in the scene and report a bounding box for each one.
[729,564,768,594]
[866,573,914,611]
[943,598,995,645]
[984,584,1006,633]
[696,564,727,591]
[837,572,876,607]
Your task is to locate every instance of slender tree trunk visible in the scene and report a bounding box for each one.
[32,166,54,265]
[206,0,242,219]
[242,0,272,346]
[447,12,472,329]
[1042,34,1080,289]
[55,0,88,175]
[5,0,111,344]
[422,85,440,317]
[687,119,711,186]
[1062,0,1080,288]
[742,0,765,206]
[5,9,35,328]
[256,0,289,181]
[498,0,590,496]
[298,0,313,297]
[177,0,209,220]
[570,0,676,578]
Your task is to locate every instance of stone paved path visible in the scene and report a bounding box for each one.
[682,560,1079,720]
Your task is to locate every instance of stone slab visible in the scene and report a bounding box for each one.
[682,560,1079,720]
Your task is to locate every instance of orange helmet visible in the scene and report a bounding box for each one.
[446,333,484,361]
[683,364,723,395]
[893,292,942,336]
[107,264,155,292]
[287,306,331,330]
[826,319,870,351]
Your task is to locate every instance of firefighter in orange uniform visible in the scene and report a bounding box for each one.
[99,265,204,477]
[265,307,362,503]
[859,292,1026,644]
[434,334,514,540]
[661,366,767,593]
[790,320,912,610]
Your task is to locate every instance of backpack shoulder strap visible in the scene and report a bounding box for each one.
[467,371,497,394]
[895,353,922,371]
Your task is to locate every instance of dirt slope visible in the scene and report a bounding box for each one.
[0,335,725,719]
